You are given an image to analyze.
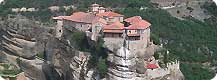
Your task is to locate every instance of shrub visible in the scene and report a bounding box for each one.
[36,53,44,59]
[70,31,89,51]
[180,63,215,80]
[0,69,21,75]
[97,58,108,78]
[202,2,217,16]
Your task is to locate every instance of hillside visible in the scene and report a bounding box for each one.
[117,8,217,80]
[0,0,217,80]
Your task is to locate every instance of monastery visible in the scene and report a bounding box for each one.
[53,4,151,50]
[53,3,183,79]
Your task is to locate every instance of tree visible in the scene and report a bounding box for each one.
[97,58,108,78]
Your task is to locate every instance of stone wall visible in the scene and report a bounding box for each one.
[63,21,91,32]
[55,20,63,38]
[91,22,105,41]
[103,16,124,23]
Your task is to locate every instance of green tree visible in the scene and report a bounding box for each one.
[97,58,108,78]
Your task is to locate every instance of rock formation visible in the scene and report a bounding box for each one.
[105,31,184,80]
[0,15,95,80]
[0,15,184,80]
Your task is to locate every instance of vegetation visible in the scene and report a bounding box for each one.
[37,53,45,59]
[181,63,215,80]
[88,37,108,78]
[0,63,22,76]
[203,2,217,17]
[0,69,21,75]
[117,7,216,80]
[97,58,108,78]
[0,0,216,79]
[70,31,89,51]
[0,0,153,22]
[69,31,108,78]
[0,63,10,69]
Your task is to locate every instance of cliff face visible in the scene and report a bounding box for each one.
[107,47,150,80]
[0,16,50,80]
[42,35,94,80]
[0,15,184,80]
[0,16,95,80]
[104,37,184,80]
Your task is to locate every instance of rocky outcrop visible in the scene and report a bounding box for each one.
[107,46,152,80]
[42,37,93,80]
[105,34,184,80]
[0,15,95,80]
[0,15,52,80]
[0,15,184,80]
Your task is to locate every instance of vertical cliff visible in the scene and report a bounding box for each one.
[0,15,96,80]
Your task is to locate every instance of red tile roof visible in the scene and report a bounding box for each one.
[93,18,107,24]
[124,16,142,24]
[127,20,151,30]
[146,64,158,69]
[53,12,107,24]
[124,16,151,30]
[96,11,124,17]
[103,22,124,30]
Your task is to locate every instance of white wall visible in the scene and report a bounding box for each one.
[0,0,4,4]
[213,0,217,5]
[211,74,217,80]
[104,16,124,23]
[91,22,105,40]
[127,30,137,34]
[55,20,63,38]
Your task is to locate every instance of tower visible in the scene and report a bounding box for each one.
[55,20,63,38]
[89,4,100,14]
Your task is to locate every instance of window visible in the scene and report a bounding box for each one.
[141,30,144,34]
[108,17,114,22]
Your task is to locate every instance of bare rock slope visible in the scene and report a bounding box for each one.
[0,16,94,80]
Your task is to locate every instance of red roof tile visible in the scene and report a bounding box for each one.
[103,22,124,30]
[127,20,151,30]
[146,64,158,69]
[53,12,107,24]
[93,17,107,24]
[124,16,142,24]
[96,11,124,17]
